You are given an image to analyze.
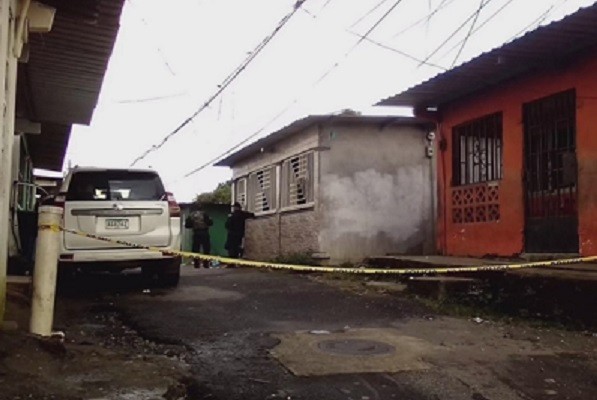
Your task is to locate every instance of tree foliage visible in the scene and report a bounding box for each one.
[195,181,231,205]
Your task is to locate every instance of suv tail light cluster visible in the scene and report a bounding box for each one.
[165,192,181,217]
[51,193,66,208]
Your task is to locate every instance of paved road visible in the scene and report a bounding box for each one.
[61,267,597,400]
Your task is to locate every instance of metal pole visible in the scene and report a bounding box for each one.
[29,206,63,336]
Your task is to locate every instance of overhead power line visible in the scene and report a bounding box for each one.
[181,102,298,180]
[301,5,447,70]
[418,0,495,67]
[126,0,177,77]
[311,0,406,85]
[179,0,407,180]
[450,0,486,67]
[129,0,308,167]
[350,0,390,28]
[434,0,517,62]
[506,0,568,42]
[114,92,188,104]
[392,0,458,38]
[180,0,570,182]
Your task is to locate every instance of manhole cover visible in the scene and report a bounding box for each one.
[317,339,395,356]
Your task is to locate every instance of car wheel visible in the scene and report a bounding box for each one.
[158,257,181,288]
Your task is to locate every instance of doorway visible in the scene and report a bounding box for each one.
[523,89,578,253]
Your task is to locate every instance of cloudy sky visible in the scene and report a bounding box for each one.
[60,0,596,201]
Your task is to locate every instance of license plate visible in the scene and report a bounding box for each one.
[105,218,129,230]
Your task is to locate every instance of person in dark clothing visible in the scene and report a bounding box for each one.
[225,202,255,259]
[185,203,213,268]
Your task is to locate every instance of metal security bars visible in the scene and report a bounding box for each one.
[452,113,503,186]
[524,89,577,208]
[523,89,578,253]
[281,152,314,208]
[248,166,277,213]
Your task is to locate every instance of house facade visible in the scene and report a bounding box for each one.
[217,115,436,264]
[379,4,597,257]
[0,0,125,321]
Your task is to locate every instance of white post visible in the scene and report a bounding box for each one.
[0,0,14,323]
[29,206,62,336]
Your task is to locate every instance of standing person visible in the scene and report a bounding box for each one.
[225,202,255,259]
[185,203,213,268]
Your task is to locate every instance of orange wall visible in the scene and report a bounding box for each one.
[435,48,597,257]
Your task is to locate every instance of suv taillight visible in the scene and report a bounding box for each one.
[165,192,180,217]
[53,193,66,209]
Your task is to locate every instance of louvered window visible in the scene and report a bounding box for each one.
[248,166,277,213]
[281,152,314,208]
[234,178,247,208]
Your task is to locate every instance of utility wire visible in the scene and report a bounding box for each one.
[115,92,188,104]
[506,0,568,42]
[418,0,495,66]
[392,0,457,38]
[450,0,486,67]
[129,0,308,167]
[350,0,390,28]
[313,0,406,85]
[181,0,573,180]
[181,102,298,180]
[435,0,517,62]
[126,0,177,76]
[180,0,407,179]
[348,31,448,70]
[301,7,447,70]
[320,0,335,11]
[355,0,405,47]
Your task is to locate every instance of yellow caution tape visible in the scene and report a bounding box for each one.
[57,226,597,275]
[38,224,62,233]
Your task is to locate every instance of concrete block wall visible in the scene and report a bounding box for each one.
[244,209,319,261]
[280,209,319,256]
[244,215,280,261]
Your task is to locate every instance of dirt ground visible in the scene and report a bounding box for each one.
[1,267,597,399]
[1,289,191,400]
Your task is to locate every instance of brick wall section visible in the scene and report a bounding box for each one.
[243,209,320,260]
[280,209,319,256]
[244,215,279,261]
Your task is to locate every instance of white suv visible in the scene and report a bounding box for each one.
[54,167,182,286]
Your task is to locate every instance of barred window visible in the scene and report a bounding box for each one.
[281,152,314,208]
[248,166,277,213]
[234,178,247,208]
[452,112,503,186]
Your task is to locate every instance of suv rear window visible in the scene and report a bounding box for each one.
[66,171,166,201]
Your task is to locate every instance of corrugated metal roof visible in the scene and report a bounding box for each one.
[377,3,597,109]
[26,123,71,171]
[18,0,125,170]
[215,114,434,167]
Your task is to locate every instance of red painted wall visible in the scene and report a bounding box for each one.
[435,48,597,257]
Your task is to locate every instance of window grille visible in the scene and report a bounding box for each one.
[248,166,276,213]
[524,89,576,218]
[281,152,314,208]
[452,113,503,186]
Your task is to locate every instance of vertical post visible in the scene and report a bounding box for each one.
[0,0,14,323]
[29,206,63,337]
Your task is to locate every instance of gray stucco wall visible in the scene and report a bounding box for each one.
[318,122,435,262]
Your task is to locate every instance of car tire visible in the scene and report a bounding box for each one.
[158,257,181,288]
